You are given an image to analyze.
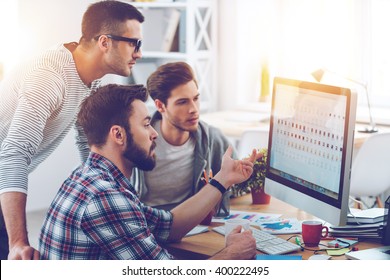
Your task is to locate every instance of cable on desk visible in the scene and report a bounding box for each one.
[287,235,356,255]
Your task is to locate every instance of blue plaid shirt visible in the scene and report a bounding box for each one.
[39,152,174,260]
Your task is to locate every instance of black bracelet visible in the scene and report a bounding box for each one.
[209,178,227,195]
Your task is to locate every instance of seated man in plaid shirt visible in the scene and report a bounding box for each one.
[39,84,257,260]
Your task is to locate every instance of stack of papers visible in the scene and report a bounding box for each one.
[347,208,385,224]
[330,208,386,239]
[329,222,384,239]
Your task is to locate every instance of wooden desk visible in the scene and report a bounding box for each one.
[165,194,382,260]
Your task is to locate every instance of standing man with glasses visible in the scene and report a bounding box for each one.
[0,1,144,260]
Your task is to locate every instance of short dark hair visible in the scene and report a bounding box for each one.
[81,0,144,42]
[146,62,198,105]
[78,84,148,147]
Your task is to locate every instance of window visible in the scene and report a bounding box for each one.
[225,0,390,121]
[370,0,390,107]
[0,0,18,78]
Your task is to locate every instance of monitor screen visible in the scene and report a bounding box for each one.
[265,77,357,226]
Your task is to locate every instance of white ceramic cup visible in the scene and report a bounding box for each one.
[224,218,250,245]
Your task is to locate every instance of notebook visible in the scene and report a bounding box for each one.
[347,208,385,224]
[345,246,390,260]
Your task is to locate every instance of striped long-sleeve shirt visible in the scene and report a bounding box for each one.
[0,43,100,195]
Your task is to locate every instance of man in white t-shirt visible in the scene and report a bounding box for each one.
[131,62,236,215]
[0,1,144,260]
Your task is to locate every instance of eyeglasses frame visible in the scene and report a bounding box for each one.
[95,34,142,53]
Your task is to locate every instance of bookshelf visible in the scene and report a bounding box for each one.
[129,0,218,112]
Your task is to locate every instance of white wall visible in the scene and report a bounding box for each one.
[217,0,275,110]
[217,0,239,110]
[27,132,79,212]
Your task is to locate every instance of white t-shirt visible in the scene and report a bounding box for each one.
[143,120,195,208]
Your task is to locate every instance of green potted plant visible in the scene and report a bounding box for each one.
[232,148,271,204]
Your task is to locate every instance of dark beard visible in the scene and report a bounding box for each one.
[123,131,156,171]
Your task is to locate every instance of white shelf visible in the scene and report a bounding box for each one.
[127,0,217,112]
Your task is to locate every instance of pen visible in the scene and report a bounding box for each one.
[203,169,209,184]
[336,238,357,246]
[295,237,301,246]
[336,238,349,244]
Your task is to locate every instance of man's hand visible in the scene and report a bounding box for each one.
[242,148,264,162]
[214,146,262,187]
[1,192,39,259]
[225,226,256,259]
[210,226,256,260]
[8,244,39,260]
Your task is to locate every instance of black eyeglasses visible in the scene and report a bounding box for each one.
[95,34,142,53]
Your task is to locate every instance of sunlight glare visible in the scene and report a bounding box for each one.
[0,1,36,75]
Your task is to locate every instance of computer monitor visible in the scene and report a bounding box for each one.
[264,77,357,226]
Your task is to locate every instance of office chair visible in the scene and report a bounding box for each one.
[237,128,269,159]
[350,132,390,208]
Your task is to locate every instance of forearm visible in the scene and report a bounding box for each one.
[169,183,223,241]
[169,147,256,241]
[0,192,29,247]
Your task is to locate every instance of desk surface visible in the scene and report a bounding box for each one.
[166,194,382,260]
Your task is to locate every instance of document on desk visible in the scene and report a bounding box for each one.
[211,210,281,225]
[345,246,390,260]
[347,207,385,224]
[257,218,303,234]
[185,225,209,237]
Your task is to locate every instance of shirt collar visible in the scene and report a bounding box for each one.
[86,152,136,193]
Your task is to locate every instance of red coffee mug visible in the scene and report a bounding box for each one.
[301,220,329,247]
